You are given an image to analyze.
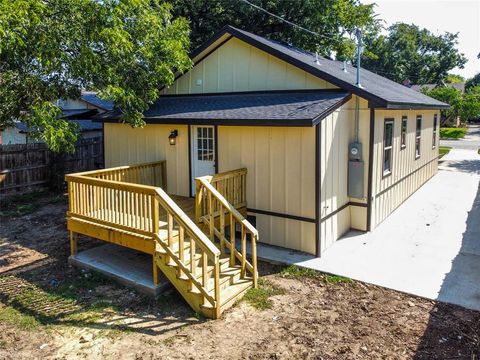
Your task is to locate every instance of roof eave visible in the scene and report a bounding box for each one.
[382,102,450,110]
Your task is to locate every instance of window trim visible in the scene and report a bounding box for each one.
[383,118,394,177]
[400,115,407,150]
[415,115,422,160]
[432,114,438,149]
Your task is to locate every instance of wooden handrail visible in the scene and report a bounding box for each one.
[196,169,258,287]
[155,187,220,258]
[198,179,258,237]
[68,160,166,177]
[68,160,167,190]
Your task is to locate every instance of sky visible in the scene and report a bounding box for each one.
[360,0,480,80]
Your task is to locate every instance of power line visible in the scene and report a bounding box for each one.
[238,0,341,44]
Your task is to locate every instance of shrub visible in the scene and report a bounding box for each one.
[440,128,467,139]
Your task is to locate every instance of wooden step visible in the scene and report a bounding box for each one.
[155,251,232,285]
[201,277,253,313]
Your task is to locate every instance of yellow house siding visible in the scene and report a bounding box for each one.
[371,109,439,227]
[317,96,372,253]
[218,126,316,255]
[103,123,190,196]
[162,37,336,95]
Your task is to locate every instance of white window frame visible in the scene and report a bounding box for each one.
[415,115,422,159]
[383,119,394,177]
[401,116,407,149]
[432,114,438,149]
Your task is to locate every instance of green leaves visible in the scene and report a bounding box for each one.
[171,0,379,60]
[362,23,467,85]
[0,0,191,152]
[422,85,480,123]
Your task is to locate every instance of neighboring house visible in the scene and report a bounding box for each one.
[410,83,465,126]
[0,92,112,145]
[410,82,465,93]
[95,25,447,257]
[0,121,29,145]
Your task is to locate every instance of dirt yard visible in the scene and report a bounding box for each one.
[0,192,479,359]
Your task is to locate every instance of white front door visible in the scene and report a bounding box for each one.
[191,125,216,195]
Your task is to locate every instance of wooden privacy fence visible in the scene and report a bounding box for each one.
[0,137,103,197]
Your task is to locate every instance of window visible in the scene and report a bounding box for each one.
[383,119,394,176]
[415,115,422,159]
[432,114,438,148]
[196,127,214,161]
[401,116,407,149]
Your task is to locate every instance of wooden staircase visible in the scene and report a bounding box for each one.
[152,169,257,319]
[66,162,257,319]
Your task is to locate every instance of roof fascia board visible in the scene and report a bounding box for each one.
[311,93,352,126]
[97,118,315,127]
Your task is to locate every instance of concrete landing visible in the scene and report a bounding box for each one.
[69,244,170,296]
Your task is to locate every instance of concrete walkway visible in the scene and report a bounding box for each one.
[293,133,480,311]
[440,124,480,150]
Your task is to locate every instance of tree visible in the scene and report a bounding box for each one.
[422,85,480,123]
[445,74,465,84]
[171,0,379,61]
[0,0,191,152]
[466,73,480,91]
[362,23,467,85]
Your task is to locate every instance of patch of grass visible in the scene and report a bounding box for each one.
[0,306,40,331]
[439,146,452,159]
[280,265,320,278]
[440,127,467,139]
[0,191,47,216]
[324,275,353,284]
[280,265,353,285]
[243,278,285,310]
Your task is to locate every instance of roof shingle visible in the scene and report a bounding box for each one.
[95,90,351,126]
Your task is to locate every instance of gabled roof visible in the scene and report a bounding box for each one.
[61,109,98,119]
[80,92,114,111]
[191,26,448,110]
[411,83,465,93]
[95,90,351,126]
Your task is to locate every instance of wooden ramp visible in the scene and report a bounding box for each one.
[66,162,257,319]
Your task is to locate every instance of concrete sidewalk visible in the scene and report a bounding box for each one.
[293,148,480,311]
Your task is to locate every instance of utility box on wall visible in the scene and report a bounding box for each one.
[348,160,364,198]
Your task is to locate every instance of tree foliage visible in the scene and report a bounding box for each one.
[445,74,465,84]
[422,85,480,123]
[362,23,467,85]
[171,0,379,61]
[0,0,191,152]
[466,73,480,91]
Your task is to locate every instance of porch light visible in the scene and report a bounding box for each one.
[169,130,178,145]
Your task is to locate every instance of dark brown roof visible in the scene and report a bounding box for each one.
[95,90,351,126]
[191,26,448,110]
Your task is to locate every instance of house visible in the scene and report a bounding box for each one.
[0,92,112,145]
[67,26,447,318]
[95,25,447,256]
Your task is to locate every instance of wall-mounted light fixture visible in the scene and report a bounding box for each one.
[168,130,178,145]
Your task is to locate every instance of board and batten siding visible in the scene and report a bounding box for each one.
[319,96,370,253]
[370,109,439,228]
[162,37,337,95]
[218,126,316,255]
[103,123,190,197]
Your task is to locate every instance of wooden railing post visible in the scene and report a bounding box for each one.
[252,234,258,288]
[195,179,202,224]
[214,256,221,318]
[152,196,160,285]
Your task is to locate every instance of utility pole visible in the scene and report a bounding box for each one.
[355,28,363,88]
